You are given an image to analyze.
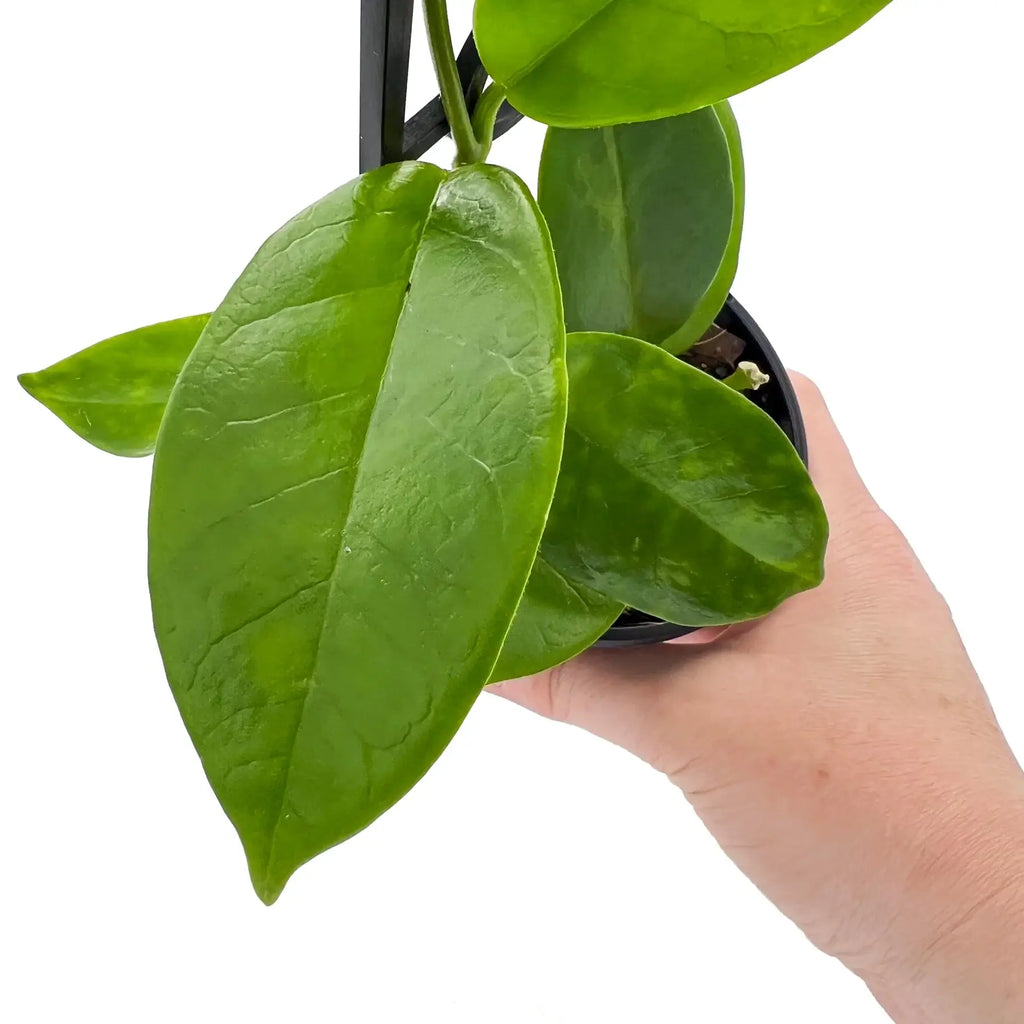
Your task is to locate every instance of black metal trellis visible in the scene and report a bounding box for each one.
[359,0,523,173]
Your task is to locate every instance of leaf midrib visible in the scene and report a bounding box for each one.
[259,179,445,884]
[565,420,805,578]
[502,0,620,87]
[602,127,642,339]
[502,0,862,89]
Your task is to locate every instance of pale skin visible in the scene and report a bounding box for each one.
[489,375,1024,1023]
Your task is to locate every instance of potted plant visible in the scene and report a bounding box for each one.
[17,0,896,904]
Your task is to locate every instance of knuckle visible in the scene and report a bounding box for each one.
[840,500,906,559]
[543,662,574,724]
[855,502,903,548]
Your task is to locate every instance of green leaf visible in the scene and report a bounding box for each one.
[663,101,745,353]
[490,557,623,682]
[148,162,567,904]
[538,105,739,349]
[18,315,209,456]
[541,332,828,626]
[474,0,892,127]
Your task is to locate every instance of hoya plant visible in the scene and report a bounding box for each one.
[18,0,893,903]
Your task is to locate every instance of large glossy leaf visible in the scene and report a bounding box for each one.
[18,315,209,456]
[474,0,893,127]
[541,333,828,626]
[538,105,738,348]
[490,557,622,682]
[148,162,567,904]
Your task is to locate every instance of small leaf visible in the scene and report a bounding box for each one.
[490,557,622,682]
[475,0,893,127]
[538,105,739,348]
[541,333,828,626]
[18,315,209,456]
[148,162,567,903]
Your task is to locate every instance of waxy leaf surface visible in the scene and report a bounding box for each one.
[490,557,622,682]
[662,102,745,353]
[539,106,738,348]
[18,315,209,456]
[149,162,567,903]
[475,0,893,127]
[541,333,827,626]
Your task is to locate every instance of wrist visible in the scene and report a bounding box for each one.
[854,775,1024,1023]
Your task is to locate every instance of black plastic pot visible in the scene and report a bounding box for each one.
[595,296,809,648]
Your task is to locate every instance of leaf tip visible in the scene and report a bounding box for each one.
[247,850,293,906]
[17,371,41,398]
[251,871,286,907]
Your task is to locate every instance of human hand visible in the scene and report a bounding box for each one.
[489,375,1024,1023]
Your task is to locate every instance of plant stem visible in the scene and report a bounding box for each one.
[471,82,507,159]
[724,361,771,392]
[422,0,484,166]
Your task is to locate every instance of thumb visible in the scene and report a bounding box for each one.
[788,372,878,537]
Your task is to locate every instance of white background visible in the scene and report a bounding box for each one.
[2,1,1021,1020]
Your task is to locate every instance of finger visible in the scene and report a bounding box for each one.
[789,372,878,533]
[666,626,732,646]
